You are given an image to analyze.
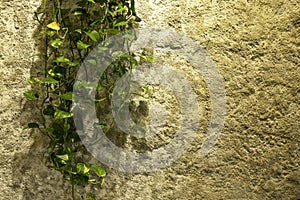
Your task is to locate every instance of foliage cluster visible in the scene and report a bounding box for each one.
[24,0,142,199]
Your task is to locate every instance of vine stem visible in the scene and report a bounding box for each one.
[72,185,75,200]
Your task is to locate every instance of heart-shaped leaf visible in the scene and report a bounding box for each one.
[77,40,90,50]
[47,22,60,31]
[85,30,100,42]
[23,91,38,100]
[54,110,73,120]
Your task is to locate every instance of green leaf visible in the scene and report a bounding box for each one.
[49,38,63,48]
[87,59,97,65]
[107,10,115,17]
[77,163,90,175]
[74,80,98,90]
[43,30,55,37]
[88,179,101,185]
[77,40,90,50]
[56,154,69,161]
[60,92,73,101]
[122,33,134,40]
[116,4,126,13]
[87,194,94,200]
[91,165,106,177]
[41,77,59,84]
[74,11,82,16]
[134,16,142,22]
[54,109,73,120]
[66,60,80,67]
[105,28,119,35]
[112,51,124,58]
[55,56,70,63]
[52,66,66,78]
[114,21,128,27]
[24,123,39,129]
[94,123,107,129]
[141,55,154,63]
[74,29,82,34]
[43,105,55,115]
[73,8,86,16]
[85,30,100,42]
[87,0,95,3]
[27,78,35,85]
[23,91,38,100]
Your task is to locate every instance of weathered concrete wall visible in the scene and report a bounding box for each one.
[0,0,299,199]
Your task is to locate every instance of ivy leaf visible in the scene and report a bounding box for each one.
[112,51,125,58]
[43,30,55,37]
[55,56,70,63]
[56,154,69,161]
[134,16,142,22]
[77,40,90,50]
[105,29,118,35]
[74,11,82,16]
[74,29,82,34]
[60,92,73,101]
[54,109,73,120]
[49,38,63,48]
[43,105,55,116]
[56,154,69,164]
[85,30,100,42]
[141,55,154,63]
[24,123,39,129]
[116,4,126,13]
[114,21,128,27]
[47,22,60,31]
[87,59,96,65]
[66,60,80,67]
[90,165,106,177]
[87,194,95,200]
[73,8,86,16]
[77,163,90,175]
[23,91,38,100]
[27,78,35,85]
[41,77,59,84]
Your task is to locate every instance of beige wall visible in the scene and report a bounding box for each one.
[0,0,299,199]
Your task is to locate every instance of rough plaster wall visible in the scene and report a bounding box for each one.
[0,0,41,199]
[0,0,299,200]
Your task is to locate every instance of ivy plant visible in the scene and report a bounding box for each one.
[24,0,143,199]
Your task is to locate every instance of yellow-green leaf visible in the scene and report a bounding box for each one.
[41,77,59,84]
[85,30,100,42]
[49,38,63,48]
[55,56,70,63]
[87,59,97,65]
[77,163,90,175]
[91,165,106,177]
[47,22,60,31]
[56,154,69,161]
[24,91,38,100]
[60,92,73,101]
[77,40,90,50]
[54,110,73,120]
[114,21,128,27]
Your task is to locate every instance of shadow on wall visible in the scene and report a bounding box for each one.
[11,1,131,199]
[12,1,74,199]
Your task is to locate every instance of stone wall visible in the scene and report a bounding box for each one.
[0,0,299,199]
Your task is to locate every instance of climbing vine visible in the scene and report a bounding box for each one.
[23,0,143,199]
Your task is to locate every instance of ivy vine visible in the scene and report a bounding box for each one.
[24,0,144,199]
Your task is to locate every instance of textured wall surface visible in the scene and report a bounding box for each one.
[0,0,299,199]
